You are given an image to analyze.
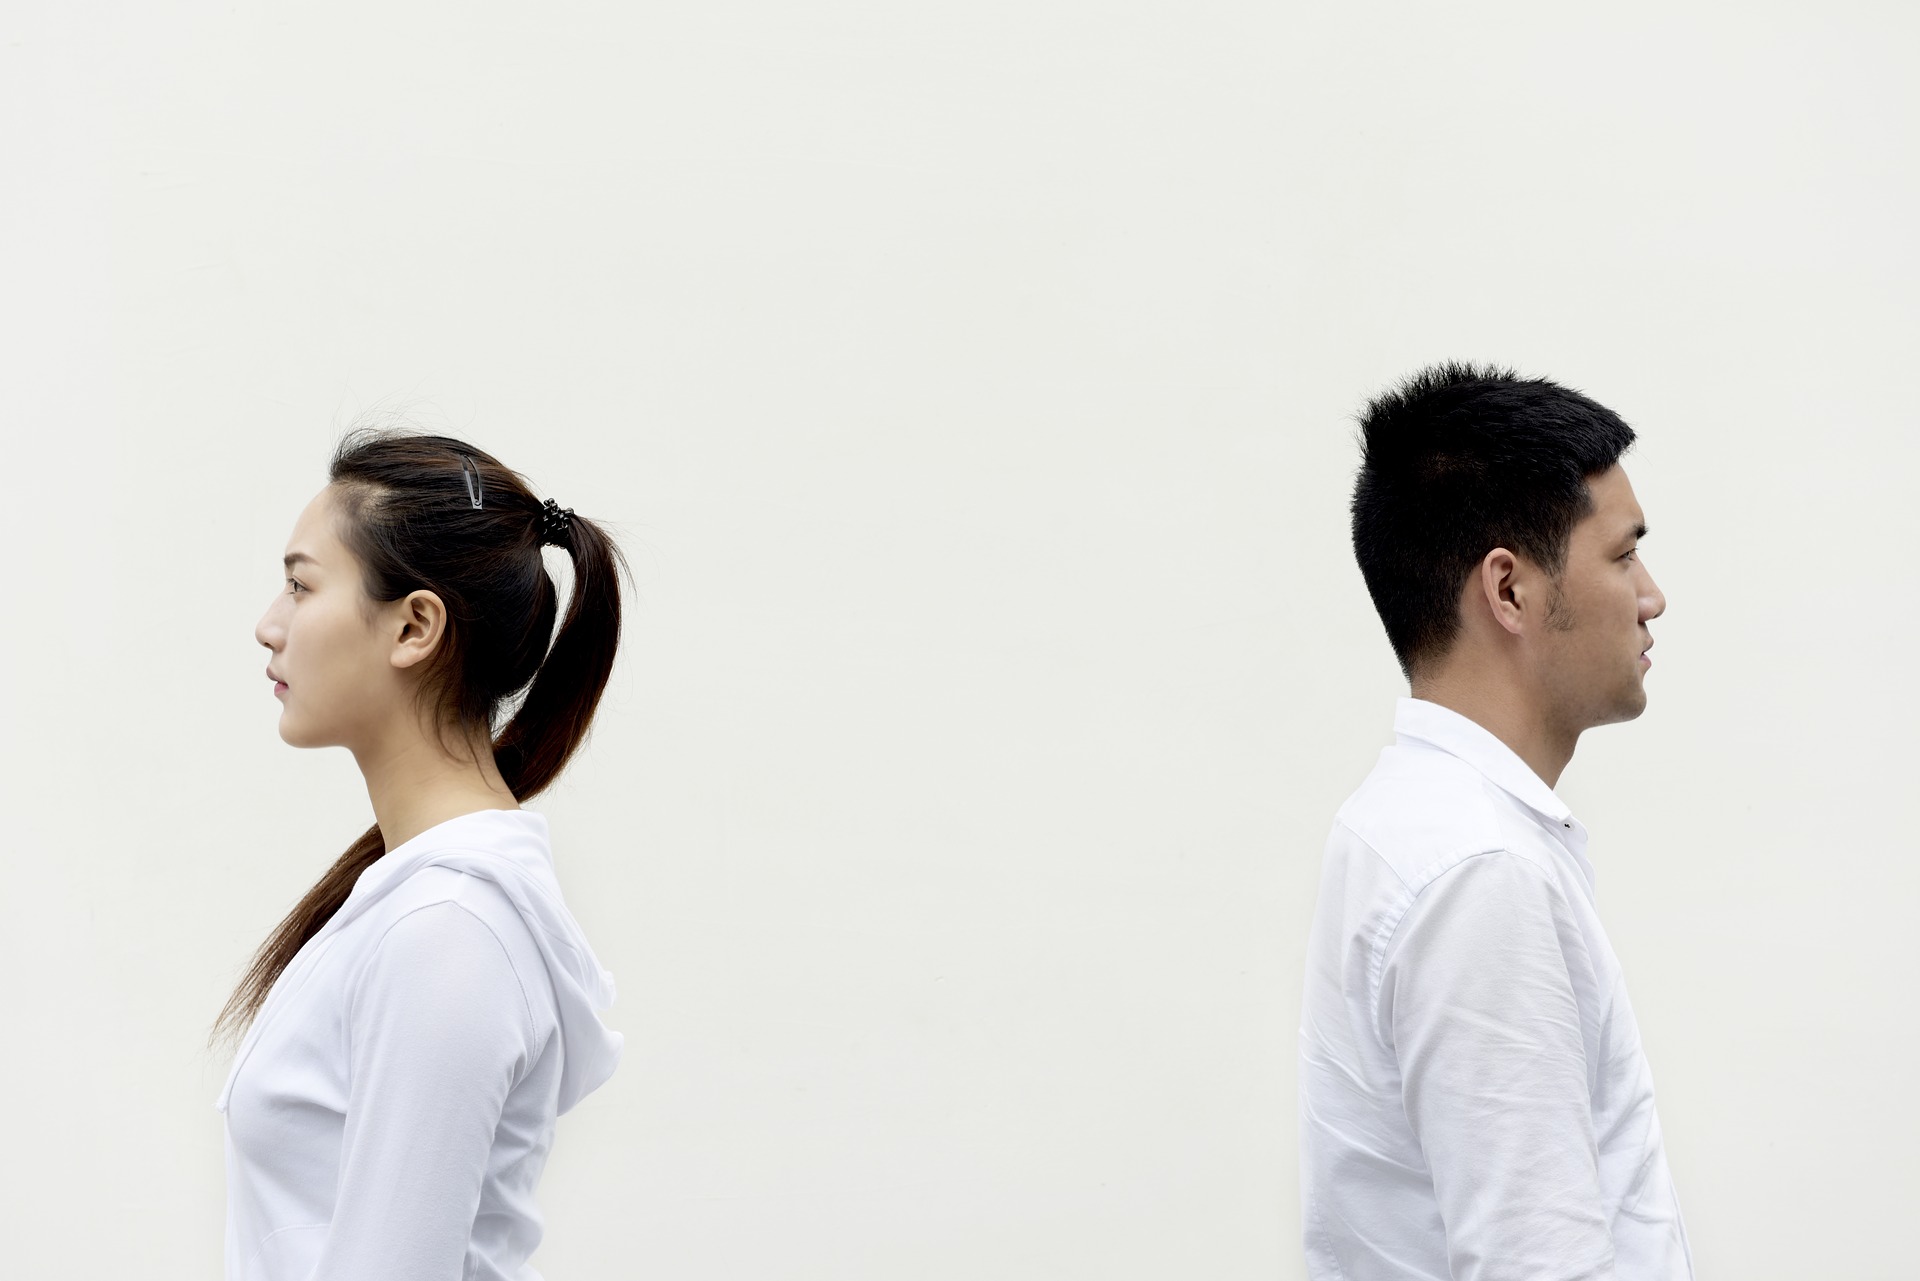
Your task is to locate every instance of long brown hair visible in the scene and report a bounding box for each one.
[214,428,628,1045]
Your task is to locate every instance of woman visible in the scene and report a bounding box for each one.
[214,429,628,1280]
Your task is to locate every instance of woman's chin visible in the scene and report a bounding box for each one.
[276,715,327,749]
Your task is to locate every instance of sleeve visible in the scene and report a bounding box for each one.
[1382,850,1615,1281]
[312,899,536,1281]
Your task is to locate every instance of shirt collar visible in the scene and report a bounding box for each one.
[1393,697,1581,837]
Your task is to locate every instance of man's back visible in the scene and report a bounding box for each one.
[1299,698,1692,1280]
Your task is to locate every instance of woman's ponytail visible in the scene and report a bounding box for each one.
[494,513,624,800]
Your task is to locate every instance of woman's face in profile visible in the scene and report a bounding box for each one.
[254,486,396,751]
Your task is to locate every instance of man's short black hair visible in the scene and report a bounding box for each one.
[1351,361,1636,678]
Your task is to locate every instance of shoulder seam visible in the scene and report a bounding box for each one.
[1332,818,1413,894]
[1364,844,1543,1031]
[348,892,540,1055]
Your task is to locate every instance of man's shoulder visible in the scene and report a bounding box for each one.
[1332,742,1538,892]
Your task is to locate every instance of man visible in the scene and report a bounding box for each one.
[1300,363,1692,1279]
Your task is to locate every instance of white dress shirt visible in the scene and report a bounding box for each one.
[1299,698,1692,1280]
[216,809,622,1281]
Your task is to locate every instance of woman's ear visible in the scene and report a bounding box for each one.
[389,589,449,671]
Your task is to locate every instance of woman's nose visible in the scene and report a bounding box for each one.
[256,600,283,651]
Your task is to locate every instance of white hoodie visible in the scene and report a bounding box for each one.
[216,808,621,1281]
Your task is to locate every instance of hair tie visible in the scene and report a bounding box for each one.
[538,498,575,545]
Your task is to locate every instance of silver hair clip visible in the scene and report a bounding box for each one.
[460,455,484,509]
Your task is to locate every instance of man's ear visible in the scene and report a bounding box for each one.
[389,589,449,671]
[1476,547,1528,638]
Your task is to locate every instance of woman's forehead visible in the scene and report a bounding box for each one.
[284,486,347,567]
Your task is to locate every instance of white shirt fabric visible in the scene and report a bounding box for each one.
[216,808,622,1281]
[1299,698,1692,1280]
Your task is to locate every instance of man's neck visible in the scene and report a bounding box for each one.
[1407,670,1578,789]
[351,722,520,851]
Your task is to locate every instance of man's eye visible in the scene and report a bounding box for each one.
[1621,549,1638,562]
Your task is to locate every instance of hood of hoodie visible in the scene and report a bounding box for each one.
[217,808,621,1116]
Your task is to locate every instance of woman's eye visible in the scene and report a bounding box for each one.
[286,578,307,594]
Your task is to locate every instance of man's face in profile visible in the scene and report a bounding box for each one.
[1536,463,1667,733]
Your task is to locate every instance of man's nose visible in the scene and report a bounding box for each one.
[1641,567,1666,622]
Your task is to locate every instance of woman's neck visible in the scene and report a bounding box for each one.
[351,720,520,851]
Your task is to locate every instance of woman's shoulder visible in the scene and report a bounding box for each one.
[362,867,562,1018]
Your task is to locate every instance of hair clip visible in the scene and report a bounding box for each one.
[460,455,484,509]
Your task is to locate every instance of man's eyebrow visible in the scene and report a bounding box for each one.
[283,552,318,570]
[1627,522,1648,542]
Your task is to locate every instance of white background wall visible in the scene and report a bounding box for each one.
[3,1,1916,1276]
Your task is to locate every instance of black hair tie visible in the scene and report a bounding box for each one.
[538,498,575,546]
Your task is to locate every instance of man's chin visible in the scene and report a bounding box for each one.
[1583,684,1649,730]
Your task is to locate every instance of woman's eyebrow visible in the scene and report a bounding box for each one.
[283,552,319,570]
